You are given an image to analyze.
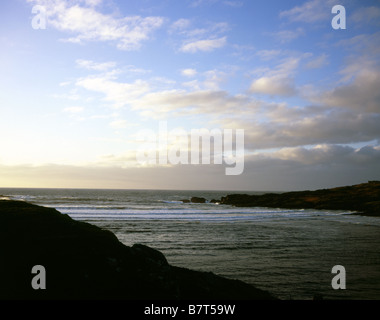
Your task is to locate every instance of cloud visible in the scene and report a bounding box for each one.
[318,67,380,113]
[170,19,191,33]
[180,67,230,91]
[270,28,304,43]
[305,54,329,69]
[81,0,103,6]
[279,0,336,23]
[72,60,248,117]
[203,70,226,90]
[217,105,380,151]
[76,59,116,71]
[250,75,296,96]
[308,33,380,114]
[76,75,150,109]
[270,144,380,165]
[170,18,229,53]
[351,6,380,26]
[181,68,198,77]
[2,143,379,190]
[131,89,255,118]
[249,57,300,96]
[170,19,228,38]
[27,0,164,50]
[180,36,227,53]
[256,49,282,61]
[72,58,380,154]
[335,32,380,62]
[241,144,380,191]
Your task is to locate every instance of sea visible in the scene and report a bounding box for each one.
[1,187,380,300]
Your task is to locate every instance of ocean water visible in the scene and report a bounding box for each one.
[1,188,380,300]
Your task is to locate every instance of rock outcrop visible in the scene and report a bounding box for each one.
[0,200,276,300]
[190,197,206,203]
[180,197,207,203]
[218,181,380,217]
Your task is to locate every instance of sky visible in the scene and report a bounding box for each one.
[0,0,379,191]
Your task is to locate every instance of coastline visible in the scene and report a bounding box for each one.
[1,182,379,300]
[213,181,380,217]
[0,199,276,300]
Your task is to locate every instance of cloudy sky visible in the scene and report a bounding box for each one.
[0,0,379,190]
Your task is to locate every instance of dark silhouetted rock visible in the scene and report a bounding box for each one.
[0,200,276,300]
[190,197,206,203]
[219,181,380,217]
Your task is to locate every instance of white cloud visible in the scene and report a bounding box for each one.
[71,56,380,154]
[270,28,304,43]
[170,18,229,53]
[76,76,150,109]
[181,68,198,77]
[72,60,249,117]
[186,22,229,39]
[180,36,227,53]
[76,59,116,71]
[249,57,300,96]
[203,69,226,90]
[182,80,201,90]
[250,75,296,96]
[131,89,256,119]
[27,0,164,50]
[279,0,336,23]
[170,18,191,33]
[81,0,102,6]
[256,49,282,61]
[180,67,230,91]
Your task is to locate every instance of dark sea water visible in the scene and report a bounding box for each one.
[1,188,380,300]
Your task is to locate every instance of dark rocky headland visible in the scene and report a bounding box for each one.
[0,200,276,300]
[217,181,380,217]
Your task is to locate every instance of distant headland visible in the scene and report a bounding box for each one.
[179,181,380,217]
[215,181,380,217]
